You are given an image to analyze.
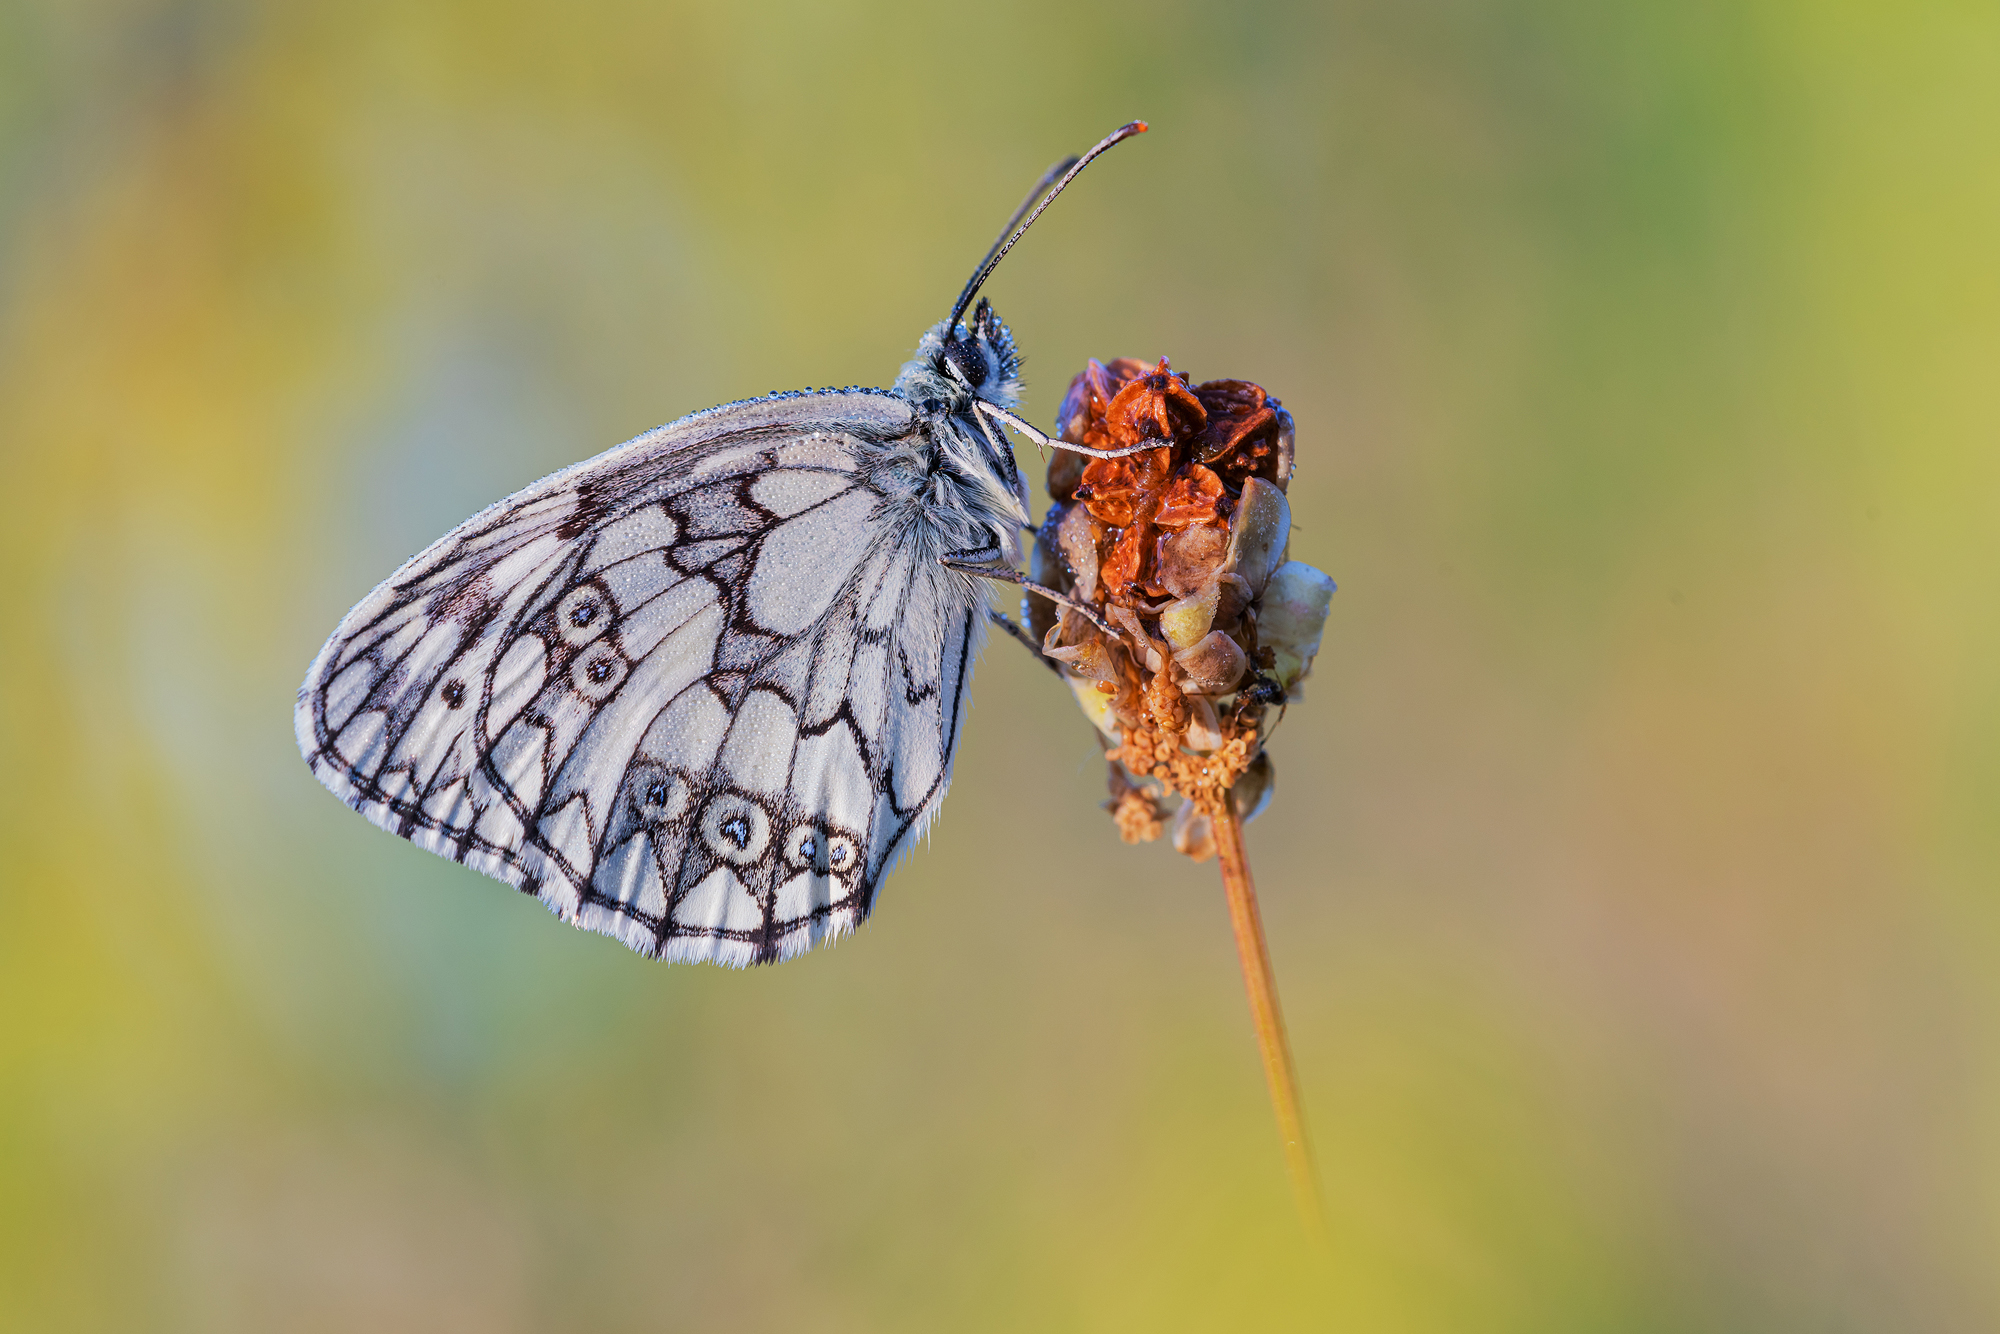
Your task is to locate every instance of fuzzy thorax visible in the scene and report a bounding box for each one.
[889,306,1032,548]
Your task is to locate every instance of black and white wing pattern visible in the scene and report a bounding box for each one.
[296,390,991,966]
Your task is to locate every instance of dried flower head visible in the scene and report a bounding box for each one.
[1028,358,1334,859]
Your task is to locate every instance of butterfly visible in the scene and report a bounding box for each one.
[295,123,1158,966]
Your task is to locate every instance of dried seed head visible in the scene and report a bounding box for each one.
[1028,357,1332,857]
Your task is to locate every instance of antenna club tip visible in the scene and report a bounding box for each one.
[1130,120,1149,134]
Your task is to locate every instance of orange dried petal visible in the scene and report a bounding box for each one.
[1100,519,1156,602]
[1075,448,1171,527]
[1193,379,1266,418]
[1153,463,1229,530]
[1197,405,1276,461]
[1103,357,1207,447]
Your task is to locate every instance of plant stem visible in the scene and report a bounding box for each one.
[1212,799,1325,1238]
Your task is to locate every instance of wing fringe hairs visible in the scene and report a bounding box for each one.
[297,388,998,967]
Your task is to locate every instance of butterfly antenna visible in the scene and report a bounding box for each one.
[946,120,1148,331]
[964,155,1080,306]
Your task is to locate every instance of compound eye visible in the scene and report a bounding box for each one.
[942,337,988,389]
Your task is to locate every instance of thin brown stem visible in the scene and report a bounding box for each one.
[1212,799,1325,1239]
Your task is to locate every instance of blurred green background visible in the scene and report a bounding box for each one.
[3,1,1996,1329]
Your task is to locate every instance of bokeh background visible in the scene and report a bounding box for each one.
[3,1,1996,1329]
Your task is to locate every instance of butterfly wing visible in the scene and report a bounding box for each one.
[297,389,990,965]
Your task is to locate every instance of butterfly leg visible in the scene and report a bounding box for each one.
[987,608,1060,674]
[939,546,1116,636]
[977,400,1164,460]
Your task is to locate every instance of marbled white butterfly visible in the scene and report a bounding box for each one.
[296,123,1156,965]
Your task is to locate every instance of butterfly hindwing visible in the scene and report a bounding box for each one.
[296,390,989,965]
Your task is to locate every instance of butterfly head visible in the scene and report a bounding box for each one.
[896,298,1022,417]
[893,300,1030,534]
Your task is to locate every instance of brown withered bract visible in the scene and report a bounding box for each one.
[1027,357,1332,860]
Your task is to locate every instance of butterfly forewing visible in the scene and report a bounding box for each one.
[296,390,988,966]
